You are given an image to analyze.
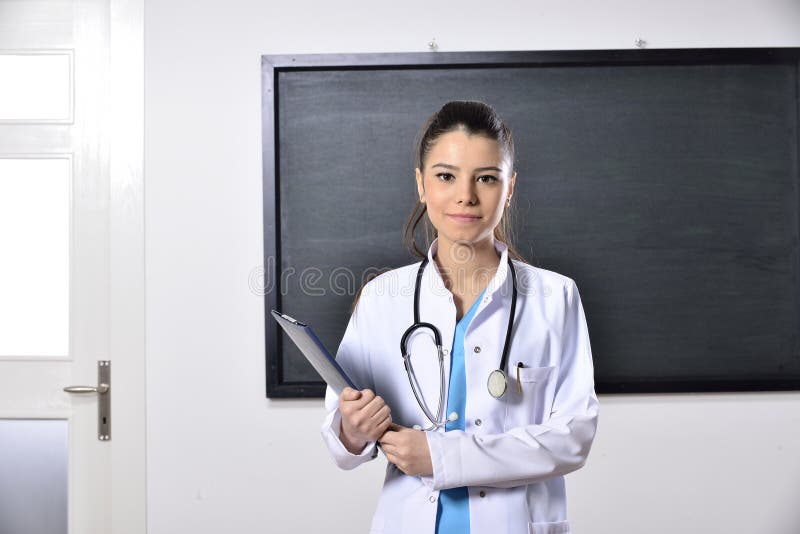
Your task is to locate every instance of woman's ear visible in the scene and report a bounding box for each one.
[415,167,425,203]
[507,170,517,204]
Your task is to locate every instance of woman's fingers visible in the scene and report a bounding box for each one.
[339,389,391,441]
[380,424,405,441]
[340,388,373,409]
[340,387,362,402]
[367,413,391,441]
[380,414,393,429]
[356,397,386,431]
[380,428,431,477]
[339,388,395,443]
[370,404,391,424]
[362,395,388,419]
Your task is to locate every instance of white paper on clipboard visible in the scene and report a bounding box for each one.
[270,309,358,396]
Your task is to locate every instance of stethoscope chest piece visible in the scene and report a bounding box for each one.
[487,369,508,399]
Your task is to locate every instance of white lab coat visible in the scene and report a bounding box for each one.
[321,238,599,534]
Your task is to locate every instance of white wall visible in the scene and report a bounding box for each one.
[144,1,800,532]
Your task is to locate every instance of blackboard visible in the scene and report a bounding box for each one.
[261,48,800,398]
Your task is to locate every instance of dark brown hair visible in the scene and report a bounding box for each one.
[351,100,528,313]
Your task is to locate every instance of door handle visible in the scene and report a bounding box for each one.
[63,384,109,394]
[62,360,111,441]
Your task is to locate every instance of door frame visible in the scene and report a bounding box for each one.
[109,0,146,531]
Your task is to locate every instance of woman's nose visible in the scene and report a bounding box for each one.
[456,179,477,205]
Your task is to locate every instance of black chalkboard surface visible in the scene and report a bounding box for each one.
[261,48,800,398]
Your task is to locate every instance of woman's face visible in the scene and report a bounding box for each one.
[415,129,516,248]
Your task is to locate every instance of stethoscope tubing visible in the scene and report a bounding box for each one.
[400,254,518,430]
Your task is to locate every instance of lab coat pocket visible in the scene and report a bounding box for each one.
[505,365,558,430]
[528,520,570,534]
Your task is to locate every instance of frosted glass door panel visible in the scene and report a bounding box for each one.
[0,419,68,534]
[0,53,72,122]
[0,158,70,357]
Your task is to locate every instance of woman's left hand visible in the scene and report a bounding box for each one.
[378,424,433,476]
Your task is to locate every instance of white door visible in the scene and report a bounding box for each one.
[0,1,145,533]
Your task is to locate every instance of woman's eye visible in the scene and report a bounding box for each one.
[434,172,497,183]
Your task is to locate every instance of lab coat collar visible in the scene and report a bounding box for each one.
[423,237,510,300]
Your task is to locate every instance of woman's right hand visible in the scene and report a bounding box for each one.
[338,387,392,454]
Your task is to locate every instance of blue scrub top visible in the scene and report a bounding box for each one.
[435,287,488,534]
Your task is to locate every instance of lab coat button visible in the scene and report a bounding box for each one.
[475,418,482,426]
[473,346,481,353]
[429,495,437,503]
[479,490,486,498]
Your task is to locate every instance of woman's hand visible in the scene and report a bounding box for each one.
[338,387,392,454]
[378,424,433,476]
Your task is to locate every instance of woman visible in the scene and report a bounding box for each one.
[320,100,599,534]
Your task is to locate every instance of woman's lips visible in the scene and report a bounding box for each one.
[447,214,481,222]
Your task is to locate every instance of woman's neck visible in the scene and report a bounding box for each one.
[433,236,501,296]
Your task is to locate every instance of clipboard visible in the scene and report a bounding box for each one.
[270,309,358,396]
[272,309,387,458]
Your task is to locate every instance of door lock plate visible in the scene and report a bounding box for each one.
[98,360,111,441]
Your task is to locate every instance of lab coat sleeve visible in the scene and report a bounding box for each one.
[425,278,599,490]
[320,289,380,470]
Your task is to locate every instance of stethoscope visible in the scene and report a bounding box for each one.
[399,255,518,431]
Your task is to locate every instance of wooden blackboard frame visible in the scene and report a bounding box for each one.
[262,47,800,398]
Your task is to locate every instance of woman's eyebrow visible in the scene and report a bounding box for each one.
[432,163,503,173]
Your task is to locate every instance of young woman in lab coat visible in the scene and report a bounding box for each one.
[320,100,599,534]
